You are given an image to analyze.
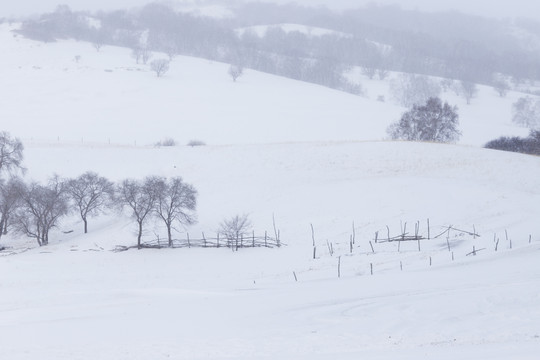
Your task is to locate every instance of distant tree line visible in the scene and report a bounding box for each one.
[0,132,197,249]
[15,3,540,92]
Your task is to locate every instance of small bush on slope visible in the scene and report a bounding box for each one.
[484,130,540,155]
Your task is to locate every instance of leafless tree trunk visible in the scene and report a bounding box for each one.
[152,176,197,247]
[118,177,159,249]
[66,171,115,234]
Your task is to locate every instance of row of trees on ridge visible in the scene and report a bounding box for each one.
[0,132,197,249]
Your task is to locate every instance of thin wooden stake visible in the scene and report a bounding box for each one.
[310,223,315,247]
[326,240,334,256]
[369,241,375,253]
[202,232,207,248]
[400,261,403,271]
[313,246,317,259]
[529,234,532,244]
[370,263,373,275]
[352,222,356,244]
[273,214,279,246]
[187,233,191,248]
[427,218,430,240]
[337,256,341,278]
[293,271,298,282]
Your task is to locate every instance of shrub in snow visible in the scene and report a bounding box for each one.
[219,214,252,246]
[484,130,540,155]
[387,97,461,143]
[187,140,206,147]
[150,59,170,78]
[155,138,177,147]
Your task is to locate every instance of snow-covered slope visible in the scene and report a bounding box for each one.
[0,23,531,147]
[2,140,540,360]
[1,21,540,360]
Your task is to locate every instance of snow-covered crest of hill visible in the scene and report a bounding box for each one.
[235,23,353,38]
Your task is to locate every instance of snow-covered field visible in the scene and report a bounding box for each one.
[1,22,540,359]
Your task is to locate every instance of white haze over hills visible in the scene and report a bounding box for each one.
[1,0,540,20]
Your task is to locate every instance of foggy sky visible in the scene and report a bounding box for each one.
[1,0,539,20]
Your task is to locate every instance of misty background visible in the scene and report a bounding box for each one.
[1,0,540,20]
[6,0,540,95]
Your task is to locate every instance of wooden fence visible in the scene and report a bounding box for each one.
[115,232,281,252]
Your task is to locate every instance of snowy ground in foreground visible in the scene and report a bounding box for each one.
[1,141,539,359]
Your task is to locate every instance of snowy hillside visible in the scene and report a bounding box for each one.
[1,17,540,360]
[0,23,531,147]
[2,140,540,359]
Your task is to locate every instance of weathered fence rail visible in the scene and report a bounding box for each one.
[115,233,282,252]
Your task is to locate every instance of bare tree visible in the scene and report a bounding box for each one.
[141,47,152,64]
[153,177,197,247]
[387,97,461,143]
[118,177,158,248]
[228,64,244,82]
[132,46,152,65]
[90,30,107,52]
[0,132,24,175]
[131,47,142,64]
[14,176,69,246]
[460,80,478,105]
[361,66,377,80]
[512,96,540,128]
[219,214,252,247]
[0,177,24,239]
[66,172,115,234]
[493,79,510,97]
[390,74,441,108]
[150,59,170,77]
